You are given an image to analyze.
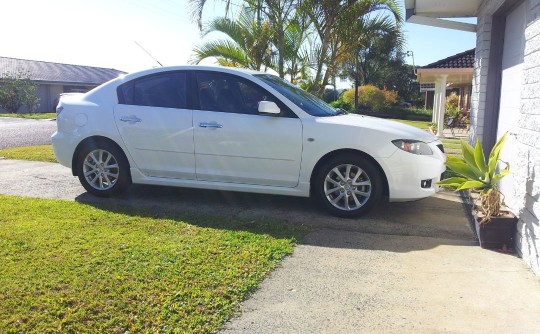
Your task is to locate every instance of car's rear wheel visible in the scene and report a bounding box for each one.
[76,142,130,197]
[314,154,382,218]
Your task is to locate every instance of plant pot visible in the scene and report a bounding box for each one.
[474,212,518,250]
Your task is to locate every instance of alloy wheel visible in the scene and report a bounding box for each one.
[82,149,120,191]
[323,164,372,211]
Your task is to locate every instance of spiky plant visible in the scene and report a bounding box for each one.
[437,132,510,223]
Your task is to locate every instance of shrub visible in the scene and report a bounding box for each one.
[343,85,396,112]
[329,97,352,112]
[382,88,398,107]
[322,87,339,103]
[0,70,39,113]
[445,92,460,117]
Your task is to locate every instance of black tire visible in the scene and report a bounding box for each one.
[313,154,383,218]
[76,142,131,197]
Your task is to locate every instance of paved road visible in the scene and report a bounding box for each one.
[0,117,56,149]
[2,159,540,333]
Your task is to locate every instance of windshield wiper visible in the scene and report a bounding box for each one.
[334,108,348,116]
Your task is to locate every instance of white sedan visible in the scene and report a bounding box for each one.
[52,66,445,217]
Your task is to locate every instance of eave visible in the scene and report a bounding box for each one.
[404,0,482,32]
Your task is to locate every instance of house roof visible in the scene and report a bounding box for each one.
[422,48,475,69]
[0,56,125,86]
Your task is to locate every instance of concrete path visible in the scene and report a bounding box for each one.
[1,159,540,333]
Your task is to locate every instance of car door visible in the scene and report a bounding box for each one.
[193,72,303,187]
[114,71,195,179]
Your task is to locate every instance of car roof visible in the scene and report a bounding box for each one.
[120,65,267,81]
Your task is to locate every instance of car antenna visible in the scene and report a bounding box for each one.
[134,41,163,67]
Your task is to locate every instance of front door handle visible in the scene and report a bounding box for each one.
[120,116,142,123]
[199,122,223,128]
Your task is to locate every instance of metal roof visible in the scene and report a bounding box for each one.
[422,48,475,69]
[0,56,125,85]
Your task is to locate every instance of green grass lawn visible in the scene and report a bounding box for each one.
[0,195,305,333]
[0,112,56,119]
[391,119,464,158]
[390,119,431,130]
[0,145,57,163]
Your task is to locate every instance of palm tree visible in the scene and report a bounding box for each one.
[190,7,273,71]
[189,0,300,78]
[299,0,402,96]
[282,14,312,83]
[341,15,404,108]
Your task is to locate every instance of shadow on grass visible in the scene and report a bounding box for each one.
[75,184,476,253]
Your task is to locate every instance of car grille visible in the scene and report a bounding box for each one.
[437,144,445,153]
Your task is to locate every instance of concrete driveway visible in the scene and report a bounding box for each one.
[1,159,540,333]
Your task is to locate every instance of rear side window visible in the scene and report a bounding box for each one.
[118,72,187,109]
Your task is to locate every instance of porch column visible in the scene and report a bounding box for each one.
[432,75,447,137]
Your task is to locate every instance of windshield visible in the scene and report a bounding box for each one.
[254,74,340,117]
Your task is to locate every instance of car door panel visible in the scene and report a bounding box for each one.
[194,111,302,187]
[114,104,195,179]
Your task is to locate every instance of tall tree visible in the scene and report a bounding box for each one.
[282,13,312,83]
[340,15,403,108]
[299,0,402,96]
[190,7,273,70]
[378,61,422,104]
[252,0,297,77]
[189,0,301,78]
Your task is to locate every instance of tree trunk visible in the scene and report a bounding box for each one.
[354,57,359,110]
[277,31,285,78]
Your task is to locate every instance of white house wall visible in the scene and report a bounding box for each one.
[475,0,540,275]
[516,0,540,275]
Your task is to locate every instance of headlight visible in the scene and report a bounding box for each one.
[392,139,433,155]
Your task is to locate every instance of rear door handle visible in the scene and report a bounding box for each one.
[120,116,142,123]
[199,122,222,128]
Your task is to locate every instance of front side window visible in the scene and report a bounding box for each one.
[195,72,292,116]
[118,72,187,109]
[254,74,339,117]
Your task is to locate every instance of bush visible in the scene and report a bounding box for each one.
[445,92,460,117]
[0,70,39,113]
[322,87,339,103]
[329,98,352,112]
[382,88,398,107]
[342,85,397,112]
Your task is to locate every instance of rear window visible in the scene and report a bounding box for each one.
[118,72,187,109]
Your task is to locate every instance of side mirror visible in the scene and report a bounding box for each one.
[258,101,280,115]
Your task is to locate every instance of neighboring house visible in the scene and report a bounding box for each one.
[406,0,540,276]
[0,56,125,113]
[417,49,474,117]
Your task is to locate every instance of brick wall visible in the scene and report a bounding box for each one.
[516,0,540,275]
[474,0,540,275]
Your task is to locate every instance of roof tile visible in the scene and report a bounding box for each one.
[422,48,475,69]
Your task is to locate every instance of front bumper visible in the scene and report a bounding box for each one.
[380,142,446,202]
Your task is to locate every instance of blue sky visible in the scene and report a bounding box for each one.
[1,0,476,74]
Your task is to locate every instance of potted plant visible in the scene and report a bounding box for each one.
[437,132,517,250]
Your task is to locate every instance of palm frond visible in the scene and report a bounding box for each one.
[190,39,251,68]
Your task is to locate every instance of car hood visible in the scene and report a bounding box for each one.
[322,114,438,143]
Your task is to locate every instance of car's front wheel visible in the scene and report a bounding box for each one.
[76,142,130,197]
[314,154,383,218]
